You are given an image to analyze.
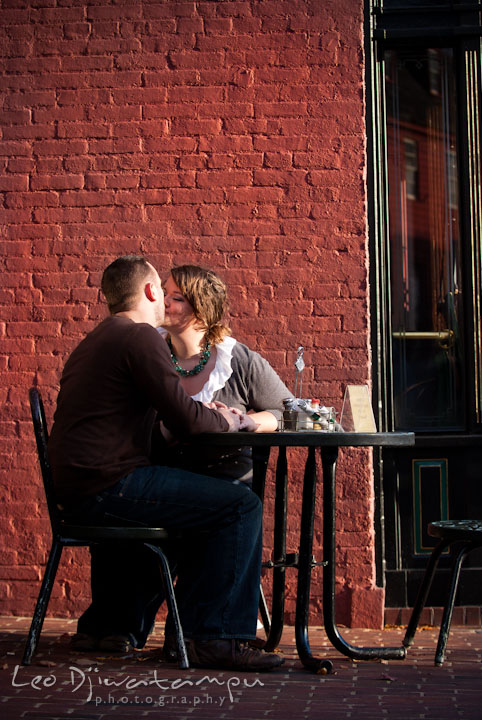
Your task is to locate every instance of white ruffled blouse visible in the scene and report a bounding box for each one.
[158,328,236,403]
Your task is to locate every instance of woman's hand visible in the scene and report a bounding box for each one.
[203,400,228,410]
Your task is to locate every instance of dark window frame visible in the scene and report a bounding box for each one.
[367,0,482,434]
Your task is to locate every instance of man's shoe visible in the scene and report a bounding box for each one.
[70,633,98,651]
[186,638,284,671]
[98,635,134,653]
[161,635,267,663]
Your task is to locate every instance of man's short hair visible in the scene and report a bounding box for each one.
[101,255,156,314]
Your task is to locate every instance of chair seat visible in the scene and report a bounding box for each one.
[57,523,170,542]
[428,519,482,542]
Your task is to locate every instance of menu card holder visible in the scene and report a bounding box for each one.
[340,385,377,433]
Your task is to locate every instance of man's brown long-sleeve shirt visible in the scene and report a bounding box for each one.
[48,316,228,503]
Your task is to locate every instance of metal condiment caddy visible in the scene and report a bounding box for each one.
[281,346,343,432]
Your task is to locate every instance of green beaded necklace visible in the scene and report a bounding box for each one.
[168,337,211,377]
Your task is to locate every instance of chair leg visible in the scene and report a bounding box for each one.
[259,584,271,636]
[145,543,189,670]
[403,539,448,649]
[434,543,470,666]
[22,541,63,665]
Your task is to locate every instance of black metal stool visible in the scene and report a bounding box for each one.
[403,519,482,666]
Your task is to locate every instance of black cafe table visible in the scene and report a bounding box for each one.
[194,430,415,673]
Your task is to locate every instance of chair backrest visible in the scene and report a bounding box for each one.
[29,387,62,529]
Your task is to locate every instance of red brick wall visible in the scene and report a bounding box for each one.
[1,0,380,627]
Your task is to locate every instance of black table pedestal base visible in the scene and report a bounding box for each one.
[201,431,415,672]
[321,447,406,663]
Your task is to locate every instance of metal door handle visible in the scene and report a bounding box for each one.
[392,330,454,346]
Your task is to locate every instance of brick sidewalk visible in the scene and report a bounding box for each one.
[1,616,481,719]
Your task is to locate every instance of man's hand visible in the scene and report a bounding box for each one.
[224,406,259,432]
[212,404,260,432]
[238,414,260,432]
[216,406,242,432]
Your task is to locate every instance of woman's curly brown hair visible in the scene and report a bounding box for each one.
[170,265,232,345]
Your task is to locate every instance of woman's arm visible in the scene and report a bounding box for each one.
[212,341,293,433]
[247,409,278,432]
[243,347,292,430]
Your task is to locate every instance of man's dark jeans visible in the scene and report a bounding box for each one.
[68,465,263,648]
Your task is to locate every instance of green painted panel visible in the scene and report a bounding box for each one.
[412,459,449,555]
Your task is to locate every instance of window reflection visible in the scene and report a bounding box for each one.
[385,48,465,430]
[403,138,418,200]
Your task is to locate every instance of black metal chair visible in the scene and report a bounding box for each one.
[403,519,482,666]
[22,387,188,668]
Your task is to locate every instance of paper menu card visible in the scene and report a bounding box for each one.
[340,385,377,433]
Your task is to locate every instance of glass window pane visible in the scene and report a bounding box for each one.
[385,48,466,430]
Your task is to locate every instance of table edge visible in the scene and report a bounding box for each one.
[190,431,415,447]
